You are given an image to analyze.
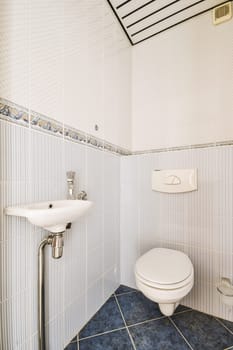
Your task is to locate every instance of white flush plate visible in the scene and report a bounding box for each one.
[152,169,198,194]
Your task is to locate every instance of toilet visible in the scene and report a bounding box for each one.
[135,248,194,316]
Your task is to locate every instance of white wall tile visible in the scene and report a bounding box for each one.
[46,313,64,350]
[132,13,233,151]
[103,266,119,300]
[29,0,64,123]
[120,156,140,288]
[86,278,104,321]
[103,152,120,274]
[103,211,118,271]
[0,122,30,182]
[0,1,29,107]
[64,294,86,347]
[87,245,103,288]
[86,147,104,251]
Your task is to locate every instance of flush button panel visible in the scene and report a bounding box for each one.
[152,169,198,193]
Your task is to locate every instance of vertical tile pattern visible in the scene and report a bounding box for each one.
[103,152,120,298]
[120,147,233,322]
[0,0,29,107]
[0,0,130,348]
[0,119,121,349]
[120,156,140,287]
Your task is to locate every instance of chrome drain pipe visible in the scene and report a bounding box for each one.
[51,233,64,259]
[38,232,64,350]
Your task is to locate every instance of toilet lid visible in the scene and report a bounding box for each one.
[135,248,193,285]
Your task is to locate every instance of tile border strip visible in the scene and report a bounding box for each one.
[132,139,233,155]
[0,97,131,156]
[1,97,233,156]
[0,98,30,126]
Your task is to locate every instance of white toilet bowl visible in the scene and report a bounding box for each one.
[135,248,194,316]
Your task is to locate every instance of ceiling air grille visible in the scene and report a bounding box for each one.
[213,2,232,24]
[106,0,233,45]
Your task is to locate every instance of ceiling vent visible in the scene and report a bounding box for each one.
[213,2,232,24]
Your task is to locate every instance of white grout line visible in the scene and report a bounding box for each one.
[169,317,194,350]
[115,290,138,297]
[79,327,127,341]
[224,346,233,350]
[127,308,192,330]
[128,315,167,328]
[215,317,233,336]
[173,308,193,316]
[114,295,137,350]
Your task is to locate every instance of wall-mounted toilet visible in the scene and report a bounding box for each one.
[135,248,194,316]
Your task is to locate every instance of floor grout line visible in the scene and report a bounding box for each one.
[79,326,127,341]
[128,315,167,328]
[115,290,138,297]
[125,307,192,329]
[126,308,193,329]
[169,317,194,350]
[114,295,137,350]
[173,308,193,316]
[215,317,233,336]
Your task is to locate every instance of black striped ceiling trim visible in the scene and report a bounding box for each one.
[106,0,233,45]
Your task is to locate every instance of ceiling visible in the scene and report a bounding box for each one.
[107,0,231,45]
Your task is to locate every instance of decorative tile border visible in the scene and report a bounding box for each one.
[132,140,233,155]
[0,99,29,125]
[1,97,233,156]
[0,97,131,156]
[30,109,63,137]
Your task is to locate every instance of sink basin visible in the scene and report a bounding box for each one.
[5,200,93,233]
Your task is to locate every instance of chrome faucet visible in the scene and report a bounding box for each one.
[66,171,76,199]
[66,171,87,200]
[77,190,87,200]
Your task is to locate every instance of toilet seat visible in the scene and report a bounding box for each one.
[135,268,194,290]
[135,248,193,290]
[135,247,194,316]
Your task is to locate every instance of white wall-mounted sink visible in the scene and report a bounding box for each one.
[5,200,93,233]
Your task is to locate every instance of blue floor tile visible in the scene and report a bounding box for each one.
[172,310,233,349]
[129,317,190,350]
[65,341,78,350]
[79,329,134,350]
[79,297,125,339]
[218,318,233,333]
[115,285,137,295]
[174,304,191,314]
[117,291,163,325]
